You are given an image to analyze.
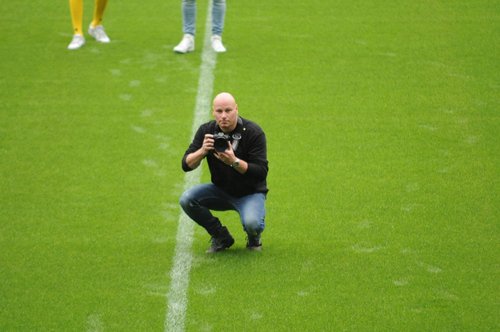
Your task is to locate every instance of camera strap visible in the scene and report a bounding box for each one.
[231,117,244,152]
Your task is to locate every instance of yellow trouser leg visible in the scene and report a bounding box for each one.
[69,0,83,35]
[91,0,108,27]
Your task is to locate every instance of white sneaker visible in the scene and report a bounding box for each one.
[173,34,195,53]
[67,34,85,50]
[88,24,110,43]
[211,35,226,53]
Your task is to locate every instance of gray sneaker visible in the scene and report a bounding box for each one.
[211,35,226,53]
[206,226,234,253]
[173,34,195,53]
[67,34,85,50]
[88,24,110,43]
[246,234,262,251]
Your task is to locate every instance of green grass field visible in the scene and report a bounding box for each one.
[1,0,498,331]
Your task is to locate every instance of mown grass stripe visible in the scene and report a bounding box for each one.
[165,1,217,331]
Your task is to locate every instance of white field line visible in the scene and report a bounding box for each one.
[86,313,103,332]
[165,2,217,331]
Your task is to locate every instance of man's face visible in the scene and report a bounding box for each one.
[213,95,238,133]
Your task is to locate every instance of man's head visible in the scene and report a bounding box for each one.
[213,92,238,133]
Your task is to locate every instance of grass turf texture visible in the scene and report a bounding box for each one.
[1,0,498,331]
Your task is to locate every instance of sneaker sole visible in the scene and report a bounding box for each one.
[206,238,234,253]
[247,245,262,252]
[173,48,195,54]
[68,41,85,50]
[88,33,110,43]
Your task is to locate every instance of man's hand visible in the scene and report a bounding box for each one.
[213,140,237,165]
[185,134,215,170]
[201,134,215,155]
[213,140,248,174]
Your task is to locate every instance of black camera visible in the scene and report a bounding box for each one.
[213,132,230,152]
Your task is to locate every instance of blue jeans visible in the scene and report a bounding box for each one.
[181,0,226,36]
[179,183,266,236]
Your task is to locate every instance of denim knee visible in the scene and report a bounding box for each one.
[179,190,194,210]
[242,218,264,236]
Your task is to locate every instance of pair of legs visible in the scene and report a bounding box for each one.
[69,0,108,35]
[68,0,110,49]
[174,0,227,53]
[181,0,226,36]
[180,184,266,245]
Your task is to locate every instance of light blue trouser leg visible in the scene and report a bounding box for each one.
[182,0,226,36]
[179,183,266,236]
[234,191,266,236]
[182,0,196,35]
[212,0,226,36]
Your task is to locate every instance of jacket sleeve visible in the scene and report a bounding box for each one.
[181,125,207,172]
[244,131,268,181]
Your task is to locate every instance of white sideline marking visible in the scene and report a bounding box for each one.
[86,313,103,332]
[165,2,217,331]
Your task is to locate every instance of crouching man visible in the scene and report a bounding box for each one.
[180,92,269,253]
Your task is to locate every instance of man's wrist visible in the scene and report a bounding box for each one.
[230,158,240,168]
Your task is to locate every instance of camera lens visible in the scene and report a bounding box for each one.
[214,133,229,152]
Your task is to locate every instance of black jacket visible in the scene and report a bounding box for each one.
[182,117,268,197]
